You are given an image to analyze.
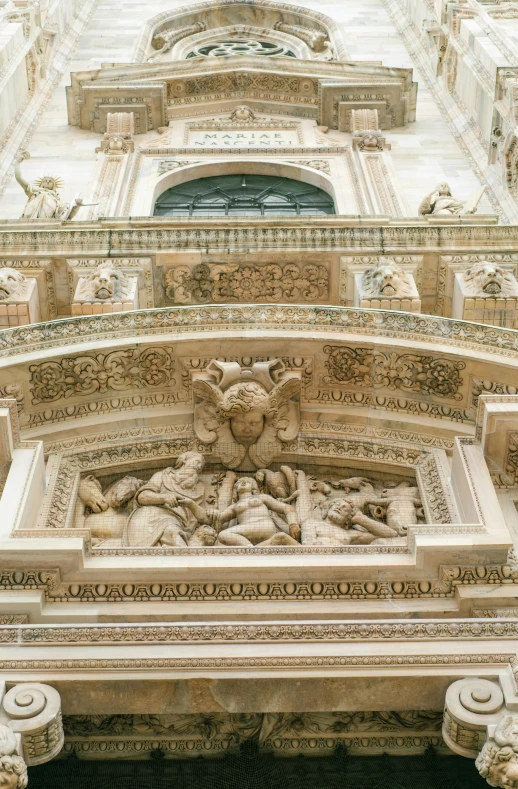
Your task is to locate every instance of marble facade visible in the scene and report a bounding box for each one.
[2,1,518,788]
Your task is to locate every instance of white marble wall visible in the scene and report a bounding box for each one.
[0,0,495,220]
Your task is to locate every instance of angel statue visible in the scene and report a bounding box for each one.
[192,359,301,470]
[418,181,485,217]
[15,152,95,220]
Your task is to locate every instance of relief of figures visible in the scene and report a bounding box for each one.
[79,454,422,549]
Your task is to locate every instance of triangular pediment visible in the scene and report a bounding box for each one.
[67,57,416,132]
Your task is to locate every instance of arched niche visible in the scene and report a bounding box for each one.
[147,160,341,217]
[133,0,347,63]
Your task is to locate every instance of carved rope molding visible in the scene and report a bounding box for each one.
[1,306,518,362]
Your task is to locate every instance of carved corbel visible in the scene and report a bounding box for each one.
[0,680,63,781]
[443,677,518,788]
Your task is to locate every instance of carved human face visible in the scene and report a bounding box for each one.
[233,105,253,121]
[437,182,451,196]
[234,477,259,497]
[489,756,518,788]
[40,177,56,191]
[0,770,18,789]
[107,476,141,507]
[230,411,265,445]
[326,498,354,527]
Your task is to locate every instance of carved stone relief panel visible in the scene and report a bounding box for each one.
[164,261,330,305]
[61,709,443,758]
[76,455,424,549]
[322,346,465,401]
[28,346,176,405]
[35,419,457,553]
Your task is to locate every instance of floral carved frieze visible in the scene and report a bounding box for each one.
[29,347,175,404]
[165,263,329,305]
[323,346,465,400]
[60,710,443,757]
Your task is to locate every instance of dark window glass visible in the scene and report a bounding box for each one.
[154,174,335,217]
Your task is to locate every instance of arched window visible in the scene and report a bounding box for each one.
[154,175,335,216]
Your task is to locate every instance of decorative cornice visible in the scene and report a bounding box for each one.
[0,653,512,672]
[0,305,517,363]
[1,564,518,603]
[1,620,518,645]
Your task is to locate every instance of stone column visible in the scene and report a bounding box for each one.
[443,676,518,787]
[0,681,63,785]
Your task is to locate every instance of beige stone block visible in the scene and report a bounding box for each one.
[71,303,82,316]
[82,303,93,315]
[0,305,7,316]
[380,298,390,309]
[7,305,16,316]
[495,298,506,310]
[92,303,102,314]
[122,302,134,311]
[112,302,123,312]
[464,299,475,309]
[486,298,496,310]
[102,303,112,313]
[475,299,485,310]
[401,299,411,311]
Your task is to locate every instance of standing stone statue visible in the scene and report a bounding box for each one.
[15,152,69,220]
[14,151,91,220]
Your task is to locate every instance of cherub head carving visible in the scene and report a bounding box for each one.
[463,261,516,297]
[230,105,255,123]
[361,258,414,298]
[476,715,518,788]
[0,270,27,301]
[76,261,130,303]
[0,726,27,789]
[193,359,300,470]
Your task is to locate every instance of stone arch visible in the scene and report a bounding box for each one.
[133,0,347,63]
[148,160,341,216]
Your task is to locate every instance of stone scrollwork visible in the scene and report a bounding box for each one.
[0,681,63,780]
[29,346,175,403]
[442,677,518,788]
[165,262,329,305]
[323,346,465,400]
[193,359,301,470]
